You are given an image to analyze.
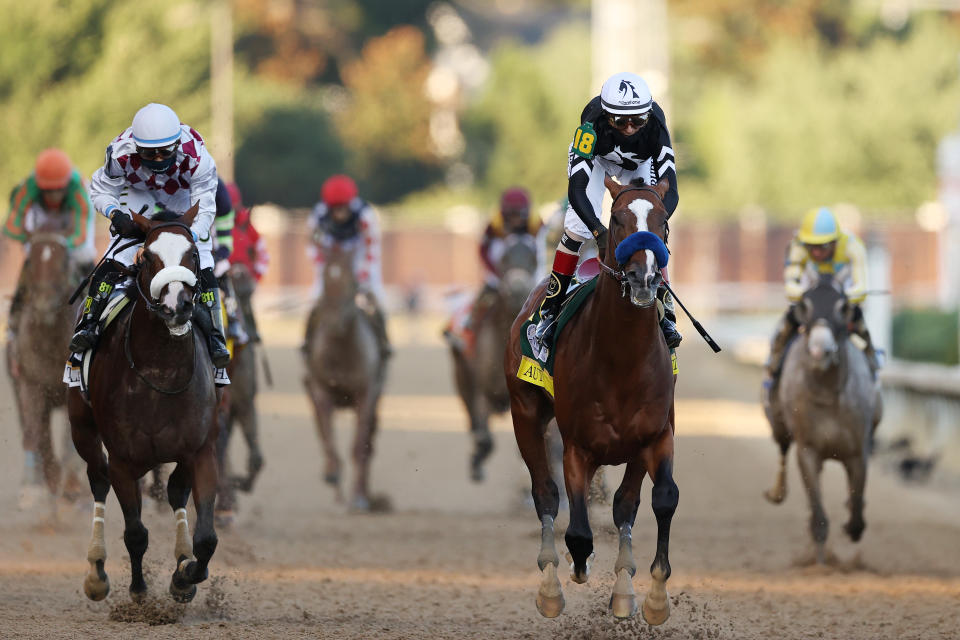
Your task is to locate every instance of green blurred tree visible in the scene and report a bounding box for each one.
[334,25,443,202]
[461,22,591,207]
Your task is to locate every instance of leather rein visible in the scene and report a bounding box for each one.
[120,221,202,395]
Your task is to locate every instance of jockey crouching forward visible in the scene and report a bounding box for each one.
[306,174,391,359]
[5,148,96,339]
[68,103,230,368]
[764,206,879,390]
[533,71,681,349]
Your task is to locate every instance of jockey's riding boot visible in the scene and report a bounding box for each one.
[465,284,498,331]
[371,304,393,360]
[657,285,682,349]
[7,281,26,339]
[851,308,881,376]
[764,306,801,383]
[198,269,231,368]
[534,269,573,347]
[69,263,123,353]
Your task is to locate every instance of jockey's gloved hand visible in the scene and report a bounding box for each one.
[109,211,141,239]
[593,225,609,261]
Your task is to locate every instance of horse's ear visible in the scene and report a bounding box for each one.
[131,210,152,234]
[181,202,200,228]
[653,177,671,200]
[604,176,625,199]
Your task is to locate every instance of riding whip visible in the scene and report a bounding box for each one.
[660,281,722,353]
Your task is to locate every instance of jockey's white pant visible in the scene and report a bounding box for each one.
[563,155,656,239]
[103,189,214,272]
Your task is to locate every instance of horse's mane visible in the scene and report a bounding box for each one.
[151,208,185,223]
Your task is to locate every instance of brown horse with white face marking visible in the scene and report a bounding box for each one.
[68,204,220,604]
[505,178,677,624]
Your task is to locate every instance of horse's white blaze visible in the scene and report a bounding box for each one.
[808,324,837,360]
[627,198,656,272]
[162,281,184,310]
[148,232,196,300]
[41,246,52,262]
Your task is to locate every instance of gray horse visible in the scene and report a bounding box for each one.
[449,235,539,481]
[763,273,882,562]
[303,244,388,511]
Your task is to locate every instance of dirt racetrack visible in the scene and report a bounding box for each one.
[0,313,957,639]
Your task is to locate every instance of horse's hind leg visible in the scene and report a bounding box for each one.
[236,403,264,493]
[796,445,828,563]
[511,389,562,617]
[173,442,219,595]
[563,444,598,585]
[609,460,646,619]
[641,435,679,626]
[350,387,382,512]
[469,395,494,483]
[109,460,149,602]
[841,454,867,542]
[69,393,111,601]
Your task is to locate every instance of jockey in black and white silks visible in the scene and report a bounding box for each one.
[533,71,681,350]
[69,103,231,368]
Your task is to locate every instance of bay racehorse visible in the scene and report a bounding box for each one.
[505,177,677,623]
[68,204,220,604]
[7,230,77,503]
[214,263,264,525]
[764,272,882,563]
[449,234,539,481]
[303,243,388,511]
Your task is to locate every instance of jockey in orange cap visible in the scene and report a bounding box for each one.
[305,174,391,358]
[5,149,96,339]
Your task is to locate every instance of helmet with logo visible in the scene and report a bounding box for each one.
[797,207,840,245]
[131,103,182,173]
[34,148,73,190]
[600,72,653,115]
[321,174,358,207]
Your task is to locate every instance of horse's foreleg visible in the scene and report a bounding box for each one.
[236,404,264,493]
[304,375,341,492]
[511,390,562,617]
[350,389,380,511]
[36,402,60,496]
[185,443,219,588]
[469,394,493,483]
[796,445,828,563]
[842,453,867,542]
[563,445,597,585]
[765,417,792,504]
[167,462,200,602]
[641,434,679,626]
[69,398,111,601]
[214,402,237,523]
[109,460,149,602]
[17,385,59,500]
[609,460,647,619]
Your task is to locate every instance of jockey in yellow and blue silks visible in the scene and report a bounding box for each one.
[764,206,879,385]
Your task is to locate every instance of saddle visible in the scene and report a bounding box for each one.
[63,289,230,399]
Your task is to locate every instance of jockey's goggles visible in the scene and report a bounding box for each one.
[136,142,179,161]
[40,188,67,199]
[607,112,650,130]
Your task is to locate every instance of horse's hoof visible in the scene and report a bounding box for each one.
[470,463,484,483]
[609,569,637,619]
[83,575,110,601]
[130,587,148,604]
[642,593,670,626]
[169,579,197,603]
[536,563,564,618]
[214,510,235,529]
[763,487,786,504]
[844,520,865,542]
[568,551,594,584]
[323,471,340,487]
[348,495,371,513]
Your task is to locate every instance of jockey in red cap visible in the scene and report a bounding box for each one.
[305,174,391,358]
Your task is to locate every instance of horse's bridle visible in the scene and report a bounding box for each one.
[132,221,202,314]
[123,220,201,395]
[600,185,668,298]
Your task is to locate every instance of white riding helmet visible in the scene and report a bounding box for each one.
[600,72,653,115]
[131,103,182,147]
